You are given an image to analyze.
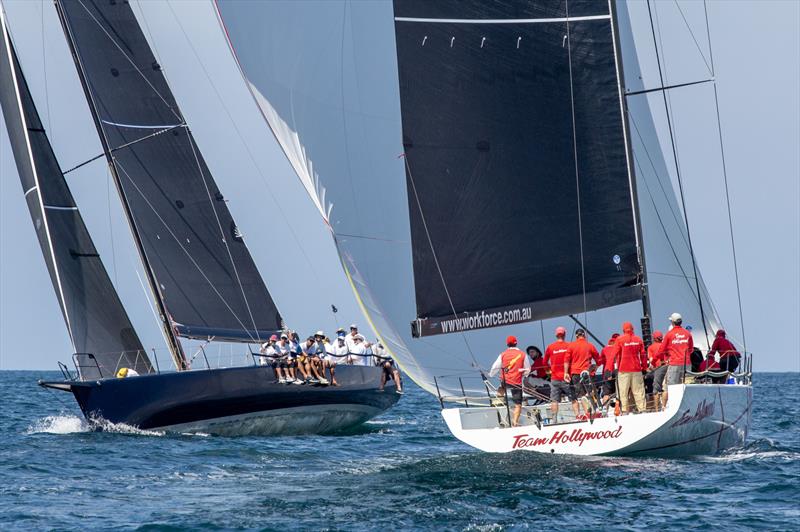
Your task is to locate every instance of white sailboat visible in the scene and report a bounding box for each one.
[211,0,752,455]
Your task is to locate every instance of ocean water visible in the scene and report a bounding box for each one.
[0,371,797,531]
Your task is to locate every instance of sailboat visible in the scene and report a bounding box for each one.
[214,0,752,455]
[0,0,399,435]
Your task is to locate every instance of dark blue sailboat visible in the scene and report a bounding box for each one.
[0,0,398,434]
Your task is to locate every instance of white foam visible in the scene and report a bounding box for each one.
[26,415,87,434]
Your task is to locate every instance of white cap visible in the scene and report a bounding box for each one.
[349,324,358,329]
[354,334,365,341]
[315,330,325,337]
[668,312,682,323]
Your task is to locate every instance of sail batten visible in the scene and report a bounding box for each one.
[55,0,283,347]
[0,11,153,378]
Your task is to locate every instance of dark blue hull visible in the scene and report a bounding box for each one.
[42,365,400,435]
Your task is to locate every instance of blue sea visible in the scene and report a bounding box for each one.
[0,371,798,530]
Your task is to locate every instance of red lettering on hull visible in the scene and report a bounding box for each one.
[512,426,623,449]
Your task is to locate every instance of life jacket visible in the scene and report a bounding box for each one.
[500,348,526,386]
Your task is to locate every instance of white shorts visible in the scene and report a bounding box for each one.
[323,356,337,366]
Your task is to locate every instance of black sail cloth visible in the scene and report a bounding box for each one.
[55,0,282,342]
[0,22,152,377]
[394,0,641,337]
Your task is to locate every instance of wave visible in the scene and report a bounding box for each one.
[25,415,164,437]
[699,437,799,463]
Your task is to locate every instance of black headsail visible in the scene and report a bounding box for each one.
[53,0,282,362]
[393,0,646,337]
[0,13,152,378]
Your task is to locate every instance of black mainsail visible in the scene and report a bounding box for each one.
[394,0,643,336]
[0,13,152,378]
[54,0,282,363]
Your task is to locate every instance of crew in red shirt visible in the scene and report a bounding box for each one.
[698,353,720,373]
[611,322,647,413]
[649,330,668,410]
[545,327,579,421]
[567,329,600,405]
[708,329,741,373]
[659,313,694,407]
[525,345,548,379]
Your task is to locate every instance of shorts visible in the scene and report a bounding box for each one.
[666,364,690,386]
[550,380,576,402]
[652,364,668,393]
[570,374,592,398]
[719,355,740,373]
[602,370,617,396]
[270,359,288,369]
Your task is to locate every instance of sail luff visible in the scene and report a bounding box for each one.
[0,8,75,351]
[53,0,187,370]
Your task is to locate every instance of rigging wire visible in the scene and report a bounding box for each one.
[39,1,52,138]
[672,0,712,76]
[564,0,590,323]
[703,2,747,351]
[646,0,710,346]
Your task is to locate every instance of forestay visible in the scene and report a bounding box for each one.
[215,0,724,396]
[55,0,282,344]
[0,13,152,377]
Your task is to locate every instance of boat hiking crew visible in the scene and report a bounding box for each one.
[373,341,404,393]
[545,327,580,422]
[698,352,720,373]
[488,335,530,427]
[709,329,741,373]
[648,330,667,410]
[611,322,647,414]
[659,313,694,407]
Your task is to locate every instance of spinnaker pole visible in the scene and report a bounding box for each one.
[53,0,188,370]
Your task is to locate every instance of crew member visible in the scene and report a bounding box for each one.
[612,322,647,414]
[648,330,668,411]
[708,329,741,373]
[374,341,403,394]
[567,329,600,414]
[598,333,619,410]
[526,346,548,379]
[489,335,530,427]
[345,324,360,353]
[659,312,694,407]
[545,327,579,422]
[698,353,720,373]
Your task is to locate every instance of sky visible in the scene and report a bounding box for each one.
[0,0,798,372]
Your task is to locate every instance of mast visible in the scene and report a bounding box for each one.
[53,0,187,370]
[609,0,653,344]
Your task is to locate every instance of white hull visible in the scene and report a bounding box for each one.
[159,404,384,436]
[442,384,752,456]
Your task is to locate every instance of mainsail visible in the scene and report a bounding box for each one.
[54,0,282,352]
[215,0,724,395]
[0,11,152,378]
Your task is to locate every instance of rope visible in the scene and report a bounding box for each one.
[646,0,710,346]
[565,0,589,321]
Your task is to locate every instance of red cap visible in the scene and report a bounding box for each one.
[506,335,518,346]
[555,326,567,337]
[269,334,278,341]
[653,330,664,340]
[716,329,726,338]
[608,333,620,343]
[622,322,634,333]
